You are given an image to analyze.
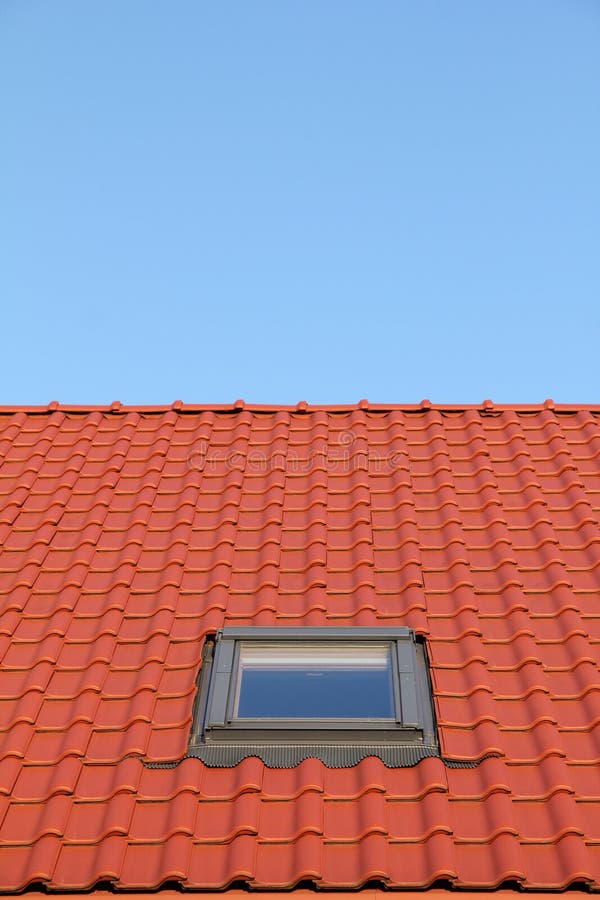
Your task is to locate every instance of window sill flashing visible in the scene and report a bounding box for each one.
[185,741,441,768]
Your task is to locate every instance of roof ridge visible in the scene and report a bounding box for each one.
[0,400,599,414]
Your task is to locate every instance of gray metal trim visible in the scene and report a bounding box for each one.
[144,750,501,770]
[201,724,422,743]
[189,638,214,744]
[206,638,235,727]
[396,640,419,727]
[196,627,439,762]
[415,638,437,745]
[217,626,413,640]
[186,743,441,768]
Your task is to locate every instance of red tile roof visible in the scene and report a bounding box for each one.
[0,403,599,892]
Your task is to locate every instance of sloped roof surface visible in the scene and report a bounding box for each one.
[0,402,599,892]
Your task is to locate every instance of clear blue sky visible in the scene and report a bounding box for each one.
[1,1,599,405]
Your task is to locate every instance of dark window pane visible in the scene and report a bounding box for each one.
[234,642,395,719]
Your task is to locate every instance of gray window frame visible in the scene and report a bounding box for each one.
[190,627,437,748]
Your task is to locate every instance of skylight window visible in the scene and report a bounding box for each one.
[233,641,395,719]
[189,627,438,767]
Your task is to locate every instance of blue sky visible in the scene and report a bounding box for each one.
[1,1,599,405]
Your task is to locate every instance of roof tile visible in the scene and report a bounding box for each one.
[0,406,599,891]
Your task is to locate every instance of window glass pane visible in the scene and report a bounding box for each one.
[234,642,395,719]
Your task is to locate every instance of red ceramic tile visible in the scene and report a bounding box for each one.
[0,794,71,843]
[262,757,325,798]
[145,725,189,760]
[129,793,198,840]
[11,757,82,801]
[513,791,583,841]
[85,721,151,761]
[387,792,453,841]
[136,756,204,800]
[0,692,44,729]
[453,834,526,887]
[45,662,108,698]
[321,833,389,887]
[118,834,192,887]
[260,791,323,840]
[94,689,155,728]
[516,833,595,888]
[199,757,264,800]
[75,757,142,800]
[64,791,135,841]
[195,793,260,841]
[449,794,517,841]
[24,722,92,764]
[53,836,127,888]
[0,405,600,891]
[0,834,62,890]
[186,834,256,887]
[254,832,323,888]
[324,791,386,840]
[36,691,100,729]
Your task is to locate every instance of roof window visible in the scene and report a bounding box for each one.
[188,627,439,767]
